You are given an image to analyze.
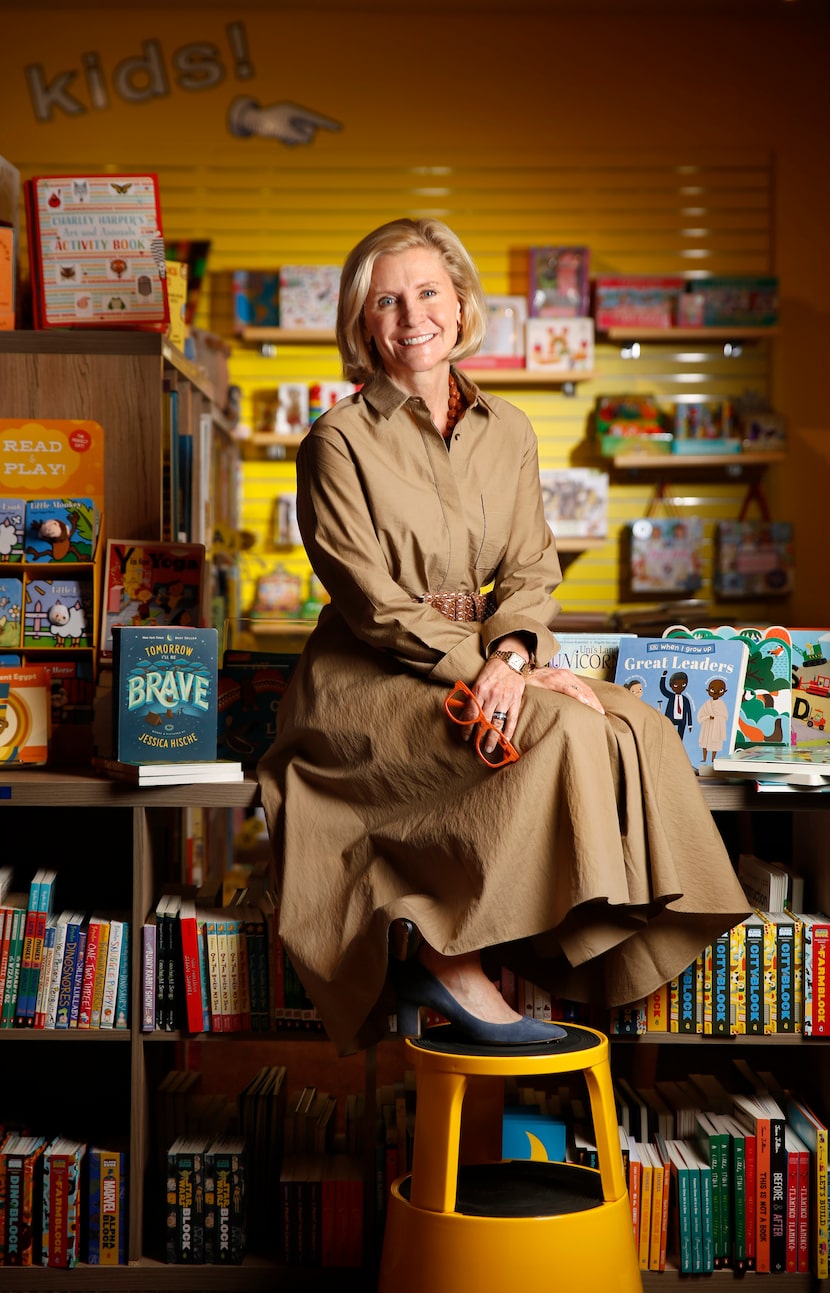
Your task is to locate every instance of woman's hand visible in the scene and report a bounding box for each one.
[526,665,606,715]
[464,654,528,755]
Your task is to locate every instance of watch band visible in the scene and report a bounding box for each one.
[491,649,535,677]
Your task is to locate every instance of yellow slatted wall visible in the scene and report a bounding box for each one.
[10,143,776,623]
[184,148,775,621]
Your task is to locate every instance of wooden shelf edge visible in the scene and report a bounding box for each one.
[241,327,336,345]
[603,325,779,341]
[460,367,596,385]
[0,770,260,808]
[611,451,787,470]
[557,536,606,553]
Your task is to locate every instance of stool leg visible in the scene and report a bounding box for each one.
[409,1069,467,1213]
[584,1060,627,1202]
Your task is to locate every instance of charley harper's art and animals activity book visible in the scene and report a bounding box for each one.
[111,625,218,763]
[614,635,748,772]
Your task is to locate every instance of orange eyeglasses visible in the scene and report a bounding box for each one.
[444,680,520,769]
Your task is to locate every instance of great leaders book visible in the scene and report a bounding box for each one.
[111,625,218,763]
[614,635,749,772]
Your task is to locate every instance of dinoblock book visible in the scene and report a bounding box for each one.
[111,625,218,763]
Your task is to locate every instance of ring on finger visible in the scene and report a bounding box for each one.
[492,710,508,724]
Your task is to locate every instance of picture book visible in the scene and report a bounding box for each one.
[614,635,749,772]
[100,539,205,660]
[663,625,792,750]
[526,317,594,374]
[24,173,169,331]
[714,520,794,599]
[0,576,23,648]
[548,633,624,680]
[22,576,93,649]
[469,294,527,366]
[278,264,339,329]
[789,628,830,748]
[217,650,300,767]
[0,499,24,561]
[93,757,243,786]
[539,468,608,539]
[527,245,590,318]
[626,518,704,595]
[232,269,280,332]
[111,625,218,763]
[23,498,98,563]
[0,666,51,765]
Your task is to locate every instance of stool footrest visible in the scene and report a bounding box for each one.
[399,1159,604,1218]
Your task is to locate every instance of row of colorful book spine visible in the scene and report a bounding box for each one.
[142,889,322,1034]
[610,908,830,1037]
[0,1135,125,1267]
[0,870,129,1030]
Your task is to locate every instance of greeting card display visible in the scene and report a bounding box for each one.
[24,174,169,330]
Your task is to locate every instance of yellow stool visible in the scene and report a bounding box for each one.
[378,1024,642,1293]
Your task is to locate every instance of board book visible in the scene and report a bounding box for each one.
[24,173,169,331]
[713,745,830,787]
[614,635,748,772]
[111,625,218,763]
[100,539,205,661]
[789,628,830,749]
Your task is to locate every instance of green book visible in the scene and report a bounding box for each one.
[696,1110,730,1267]
[663,1139,694,1273]
[713,1111,748,1270]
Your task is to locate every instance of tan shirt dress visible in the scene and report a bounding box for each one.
[257,369,750,1053]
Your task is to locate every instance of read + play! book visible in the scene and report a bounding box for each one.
[614,635,748,772]
[112,625,218,763]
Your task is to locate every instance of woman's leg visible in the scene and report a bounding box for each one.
[417,943,524,1025]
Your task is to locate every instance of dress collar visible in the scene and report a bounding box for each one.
[360,367,501,422]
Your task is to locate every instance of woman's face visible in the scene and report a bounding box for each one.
[362,247,461,390]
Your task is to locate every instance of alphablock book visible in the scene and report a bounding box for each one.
[111,625,218,763]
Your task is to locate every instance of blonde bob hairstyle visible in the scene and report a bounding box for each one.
[336,218,489,385]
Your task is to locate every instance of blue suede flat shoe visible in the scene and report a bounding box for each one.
[390,958,566,1046]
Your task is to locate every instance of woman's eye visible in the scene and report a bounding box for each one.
[422,289,437,298]
[377,295,395,307]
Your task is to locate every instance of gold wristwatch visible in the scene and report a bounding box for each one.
[490,649,535,677]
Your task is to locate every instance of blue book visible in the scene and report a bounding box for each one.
[115,924,130,1030]
[111,625,218,763]
[24,497,98,563]
[615,634,749,772]
[0,575,23,650]
[54,912,84,1029]
[69,924,88,1027]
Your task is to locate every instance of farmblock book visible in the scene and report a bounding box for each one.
[111,626,218,763]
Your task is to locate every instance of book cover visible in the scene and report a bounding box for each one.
[207,1137,246,1264]
[217,650,299,767]
[714,745,830,787]
[25,173,169,331]
[0,576,22,652]
[41,1138,85,1267]
[539,468,608,539]
[53,911,84,1029]
[0,503,24,564]
[527,245,590,318]
[278,264,339,329]
[548,632,623,680]
[166,1137,207,1263]
[2,1135,47,1265]
[626,517,704,595]
[526,317,594,373]
[790,628,830,748]
[111,625,218,763]
[22,576,92,648]
[23,498,98,563]
[664,624,792,750]
[467,293,527,365]
[0,666,51,766]
[100,539,205,661]
[614,635,748,772]
[232,269,280,332]
[715,520,794,599]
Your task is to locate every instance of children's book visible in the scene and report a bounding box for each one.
[527,245,590,318]
[0,500,24,562]
[217,650,299,767]
[93,757,242,786]
[100,539,205,661]
[111,625,218,763]
[663,625,792,750]
[23,575,93,649]
[714,520,794,599]
[526,317,594,374]
[626,517,704,595]
[23,498,98,563]
[789,628,830,748]
[548,632,623,680]
[0,665,51,765]
[24,173,169,331]
[614,635,748,772]
[713,745,830,787]
[539,468,608,539]
[0,576,23,649]
[86,1146,127,1265]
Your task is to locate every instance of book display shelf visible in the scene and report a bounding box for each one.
[1,335,826,1291]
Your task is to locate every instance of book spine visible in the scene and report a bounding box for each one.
[77,918,101,1029]
[68,927,88,1027]
[4,1153,26,1264]
[14,877,41,1027]
[44,918,69,1030]
[46,1153,70,1267]
[212,1148,245,1264]
[786,1146,799,1273]
[98,1150,126,1265]
[141,923,155,1031]
[777,919,795,1033]
[677,959,697,1033]
[1,908,25,1027]
[99,920,123,1029]
[769,1116,787,1273]
[115,925,130,1029]
[712,931,731,1037]
[54,920,80,1029]
[812,921,830,1035]
[745,923,765,1035]
[179,914,204,1034]
[89,919,111,1028]
[33,921,56,1029]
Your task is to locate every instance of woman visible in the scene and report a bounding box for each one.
[257,217,750,1054]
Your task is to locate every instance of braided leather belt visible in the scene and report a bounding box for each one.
[419,591,497,622]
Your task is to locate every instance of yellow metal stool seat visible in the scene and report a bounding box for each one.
[378,1023,642,1293]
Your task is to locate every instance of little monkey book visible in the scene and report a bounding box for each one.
[111,626,218,763]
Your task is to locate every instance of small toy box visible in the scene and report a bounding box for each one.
[593,276,685,330]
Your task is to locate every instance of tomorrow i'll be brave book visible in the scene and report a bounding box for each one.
[111,625,217,763]
[614,635,749,773]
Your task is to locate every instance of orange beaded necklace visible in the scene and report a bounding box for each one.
[443,372,465,442]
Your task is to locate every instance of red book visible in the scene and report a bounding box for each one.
[734,1095,769,1272]
[802,914,830,1036]
[177,898,204,1034]
[786,1127,811,1274]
